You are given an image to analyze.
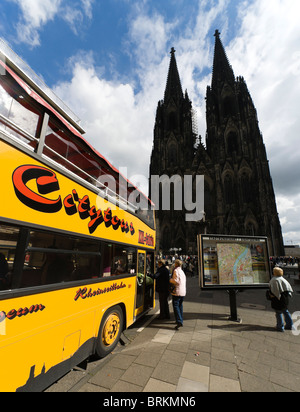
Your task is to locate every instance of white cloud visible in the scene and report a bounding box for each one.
[224,0,300,244]
[52,1,229,197]
[53,52,154,195]
[9,0,62,46]
[61,0,95,35]
[277,194,300,244]
[129,13,173,68]
[8,0,94,47]
[52,0,300,244]
[81,0,94,19]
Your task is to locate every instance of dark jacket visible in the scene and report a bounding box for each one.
[153,265,170,293]
[271,291,291,311]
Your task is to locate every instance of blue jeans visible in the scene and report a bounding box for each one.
[275,309,294,331]
[172,296,184,326]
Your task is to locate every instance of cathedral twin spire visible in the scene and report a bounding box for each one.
[151,29,284,256]
[164,47,183,103]
[164,30,235,102]
[212,29,235,89]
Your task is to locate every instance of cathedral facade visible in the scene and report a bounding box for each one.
[149,31,284,257]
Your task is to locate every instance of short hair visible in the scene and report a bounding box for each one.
[175,259,182,267]
[273,267,283,277]
[158,259,165,266]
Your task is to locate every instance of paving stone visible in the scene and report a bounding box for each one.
[78,383,109,392]
[211,347,236,364]
[108,354,137,370]
[176,377,208,392]
[152,361,182,385]
[239,371,275,393]
[47,277,300,393]
[181,361,210,386]
[270,368,300,392]
[110,380,143,392]
[152,329,175,344]
[134,351,162,368]
[258,352,289,372]
[186,349,211,367]
[89,366,124,390]
[121,363,154,387]
[210,359,239,381]
[209,374,241,392]
[143,378,176,393]
[160,349,186,366]
[237,359,271,380]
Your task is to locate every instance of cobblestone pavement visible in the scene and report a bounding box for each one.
[47,274,300,393]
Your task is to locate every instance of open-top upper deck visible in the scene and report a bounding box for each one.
[0,39,154,229]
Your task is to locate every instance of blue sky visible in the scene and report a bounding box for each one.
[0,1,243,88]
[1,0,300,244]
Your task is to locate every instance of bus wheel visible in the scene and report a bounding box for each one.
[95,306,124,358]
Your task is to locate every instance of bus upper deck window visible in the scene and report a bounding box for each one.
[0,74,42,148]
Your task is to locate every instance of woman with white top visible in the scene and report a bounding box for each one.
[170,259,186,330]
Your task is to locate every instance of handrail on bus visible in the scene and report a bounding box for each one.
[0,117,137,214]
[0,39,153,221]
[0,113,39,147]
[0,38,82,130]
[43,144,138,213]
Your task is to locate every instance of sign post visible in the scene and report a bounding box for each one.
[198,234,271,322]
[227,289,241,323]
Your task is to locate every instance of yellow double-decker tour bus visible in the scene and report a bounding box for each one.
[0,39,156,392]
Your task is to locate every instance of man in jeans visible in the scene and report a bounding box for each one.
[269,267,294,332]
[170,259,186,330]
[153,259,170,320]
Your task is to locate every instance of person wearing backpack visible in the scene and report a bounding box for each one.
[269,267,294,332]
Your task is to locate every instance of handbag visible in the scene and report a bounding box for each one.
[266,289,272,301]
[169,270,176,294]
[169,283,175,294]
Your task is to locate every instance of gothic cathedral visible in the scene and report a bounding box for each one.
[149,30,284,257]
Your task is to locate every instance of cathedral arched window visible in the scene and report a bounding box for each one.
[224,175,234,205]
[168,144,177,166]
[245,222,256,236]
[240,173,252,203]
[223,95,236,118]
[226,131,239,156]
[168,112,177,131]
[204,181,213,212]
[230,222,238,236]
[162,227,171,251]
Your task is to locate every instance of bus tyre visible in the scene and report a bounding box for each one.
[95,305,124,358]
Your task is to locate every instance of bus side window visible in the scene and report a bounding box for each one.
[0,224,19,291]
[101,243,136,278]
[20,230,102,288]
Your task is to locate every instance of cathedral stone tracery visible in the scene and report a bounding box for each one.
[149,30,284,256]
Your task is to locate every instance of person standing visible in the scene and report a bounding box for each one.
[170,259,186,330]
[269,267,294,332]
[0,253,8,290]
[153,259,170,320]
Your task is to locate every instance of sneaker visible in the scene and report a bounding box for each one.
[285,326,296,331]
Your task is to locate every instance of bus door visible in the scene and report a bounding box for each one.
[135,251,155,317]
[135,251,146,316]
